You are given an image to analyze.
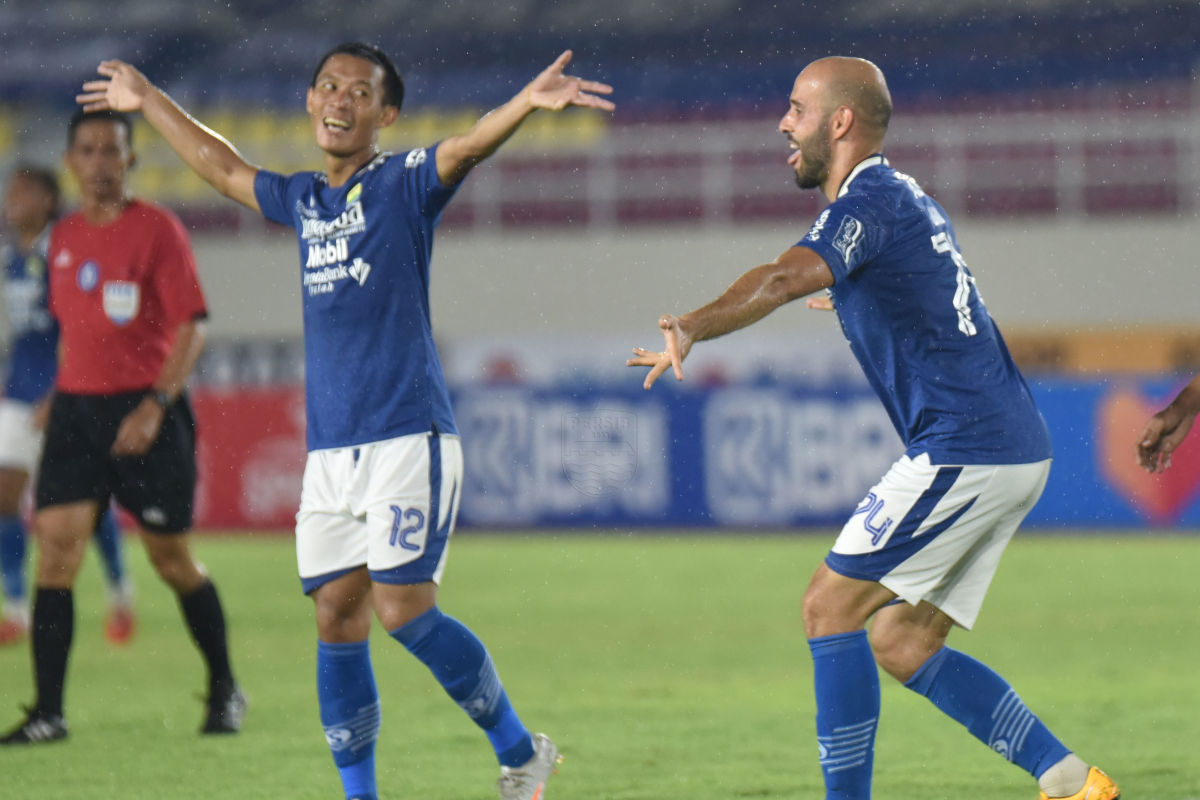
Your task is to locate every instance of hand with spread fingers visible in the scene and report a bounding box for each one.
[527,50,615,112]
[76,60,154,114]
[627,314,693,390]
[1135,377,1200,473]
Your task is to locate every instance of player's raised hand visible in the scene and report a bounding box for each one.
[76,60,154,113]
[527,51,615,112]
[627,314,693,390]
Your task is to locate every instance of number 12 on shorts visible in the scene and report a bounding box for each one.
[389,506,425,551]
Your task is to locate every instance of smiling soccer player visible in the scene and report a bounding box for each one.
[629,58,1118,800]
[78,43,612,800]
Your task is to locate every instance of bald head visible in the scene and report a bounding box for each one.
[799,57,892,139]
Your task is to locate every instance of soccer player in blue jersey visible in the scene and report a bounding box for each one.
[629,58,1119,800]
[0,166,134,648]
[78,43,612,800]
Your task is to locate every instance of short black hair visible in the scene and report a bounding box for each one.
[311,42,405,111]
[67,108,133,149]
[10,163,61,214]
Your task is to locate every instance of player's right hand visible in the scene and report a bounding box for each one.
[627,314,693,390]
[76,60,154,113]
[1135,405,1196,473]
[806,296,835,311]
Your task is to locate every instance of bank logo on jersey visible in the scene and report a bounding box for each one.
[833,216,865,266]
[102,281,140,326]
[301,200,366,242]
[303,258,373,296]
[806,209,831,241]
[404,148,427,168]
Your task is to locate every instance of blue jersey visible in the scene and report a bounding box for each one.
[255,146,460,451]
[1,228,58,403]
[797,155,1051,465]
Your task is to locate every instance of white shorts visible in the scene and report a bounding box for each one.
[295,431,464,594]
[826,453,1050,629]
[0,399,42,472]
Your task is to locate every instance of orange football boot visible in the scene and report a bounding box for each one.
[0,616,27,646]
[104,605,137,646]
[1038,766,1120,800]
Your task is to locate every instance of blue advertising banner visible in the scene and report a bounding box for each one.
[453,376,1200,529]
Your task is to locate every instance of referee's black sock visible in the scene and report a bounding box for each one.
[32,588,74,718]
[179,580,235,693]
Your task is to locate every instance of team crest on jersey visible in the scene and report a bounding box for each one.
[806,209,831,241]
[561,410,638,497]
[404,148,427,168]
[102,281,140,326]
[832,216,865,265]
[76,260,99,291]
[346,183,362,206]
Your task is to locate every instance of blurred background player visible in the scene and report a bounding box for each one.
[0,165,135,648]
[78,43,612,800]
[0,108,242,745]
[629,58,1119,800]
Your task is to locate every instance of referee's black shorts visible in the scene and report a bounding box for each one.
[36,391,197,534]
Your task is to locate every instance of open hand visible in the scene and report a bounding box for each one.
[76,60,154,113]
[627,314,693,390]
[527,51,615,112]
[111,398,165,457]
[1136,405,1196,473]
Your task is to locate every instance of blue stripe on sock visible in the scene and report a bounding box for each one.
[809,630,879,799]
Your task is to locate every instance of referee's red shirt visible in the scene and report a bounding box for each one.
[48,200,208,395]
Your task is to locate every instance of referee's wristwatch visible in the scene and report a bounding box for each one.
[149,390,174,410]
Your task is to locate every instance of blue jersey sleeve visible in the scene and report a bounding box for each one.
[795,194,891,282]
[254,169,299,228]
[397,143,460,219]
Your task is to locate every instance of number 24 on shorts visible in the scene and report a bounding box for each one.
[389,506,425,551]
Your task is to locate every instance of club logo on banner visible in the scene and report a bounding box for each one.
[562,409,638,497]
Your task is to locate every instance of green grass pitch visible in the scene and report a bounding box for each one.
[1,532,1198,799]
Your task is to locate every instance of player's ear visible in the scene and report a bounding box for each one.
[830,106,854,141]
[379,104,399,128]
[305,86,316,117]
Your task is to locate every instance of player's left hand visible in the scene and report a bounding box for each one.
[527,51,615,112]
[806,296,835,311]
[111,398,165,457]
[76,60,154,113]
[1135,404,1196,473]
[627,314,693,390]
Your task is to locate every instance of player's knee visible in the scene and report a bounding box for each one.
[313,586,372,642]
[144,538,202,592]
[802,580,852,638]
[869,620,937,682]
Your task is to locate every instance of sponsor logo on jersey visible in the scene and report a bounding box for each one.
[348,257,371,286]
[346,182,362,206]
[806,209,830,241]
[306,237,349,268]
[833,216,864,265]
[102,280,140,326]
[76,260,99,291]
[53,248,72,269]
[404,147,427,168]
[302,258,372,295]
[301,200,366,242]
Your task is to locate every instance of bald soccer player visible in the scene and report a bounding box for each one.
[629,58,1119,800]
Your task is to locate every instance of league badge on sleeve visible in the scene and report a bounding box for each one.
[404,148,427,168]
[102,281,140,326]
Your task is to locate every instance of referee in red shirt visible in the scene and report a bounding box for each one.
[1,109,244,744]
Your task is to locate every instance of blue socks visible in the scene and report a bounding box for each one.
[905,647,1070,778]
[809,630,880,800]
[0,515,26,605]
[318,641,381,800]
[92,509,126,589]
[390,607,535,768]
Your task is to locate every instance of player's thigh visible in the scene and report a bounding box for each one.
[0,400,41,509]
[139,530,206,594]
[34,500,101,588]
[296,448,370,594]
[311,567,374,643]
[362,432,463,588]
[35,393,115,523]
[111,396,196,534]
[0,468,29,516]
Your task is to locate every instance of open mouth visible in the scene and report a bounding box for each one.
[787,140,802,166]
[323,117,352,133]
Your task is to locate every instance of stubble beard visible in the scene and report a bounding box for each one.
[793,125,831,191]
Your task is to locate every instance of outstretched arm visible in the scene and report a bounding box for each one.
[77,61,261,211]
[627,246,835,390]
[435,50,614,187]
[1136,374,1200,473]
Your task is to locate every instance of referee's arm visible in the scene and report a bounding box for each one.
[77,62,261,212]
[110,318,207,457]
[629,247,835,390]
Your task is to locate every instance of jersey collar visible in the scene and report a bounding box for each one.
[836,154,888,198]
